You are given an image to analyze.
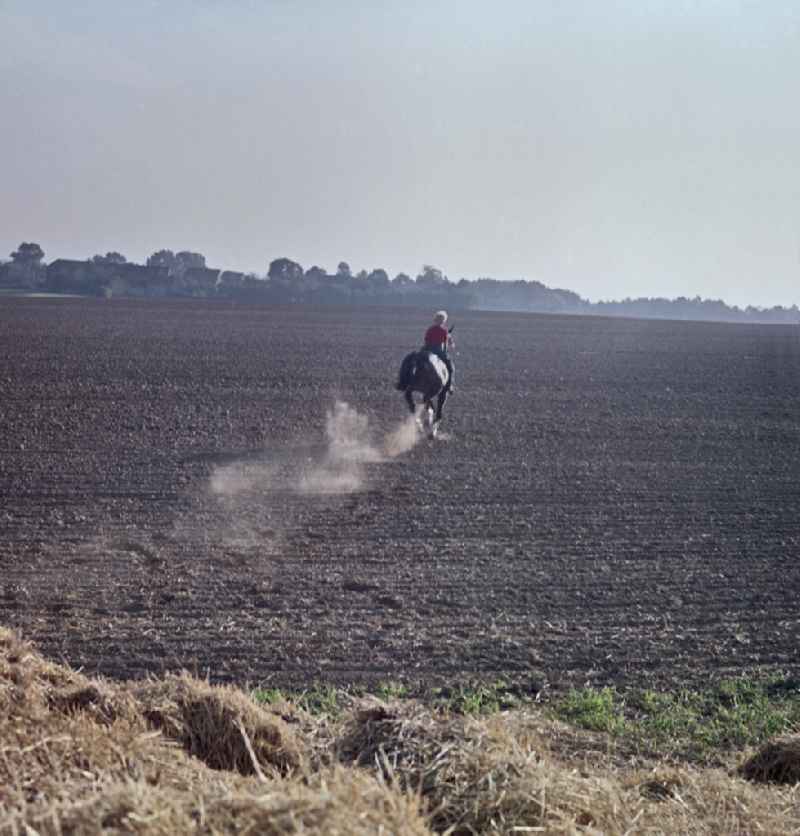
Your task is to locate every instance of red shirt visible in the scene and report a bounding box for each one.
[424,324,449,349]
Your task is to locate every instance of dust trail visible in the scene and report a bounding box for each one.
[208,400,425,502]
[297,401,382,495]
[383,414,421,458]
[207,461,283,557]
[325,401,383,465]
[299,401,428,491]
[209,462,262,496]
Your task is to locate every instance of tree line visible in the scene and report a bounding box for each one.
[1,241,798,324]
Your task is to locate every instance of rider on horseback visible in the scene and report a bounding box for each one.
[423,310,455,393]
[395,310,456,393]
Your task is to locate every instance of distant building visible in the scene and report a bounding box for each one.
[110,263,173,297]
[215,271,270,301]
[47,260,172,296]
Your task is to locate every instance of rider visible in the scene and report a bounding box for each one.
[423,310,455,393]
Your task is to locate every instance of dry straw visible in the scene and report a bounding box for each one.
[3,626,800,835]
[4,769,431,836]
[336,697,628,833]
[134,673,304,777]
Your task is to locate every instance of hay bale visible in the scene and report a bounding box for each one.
[337,698,628,834]
[5,779,201,835]
[740,735,800,784]
[5,767,432,836]
[209,767,432,835]
[47,680,141,727]
[136,673,304,777]
[624,765,800,834]
[1,626,138,729]
[1,626,96,723]
[337,698,446,780]
[0,626,26,665]
[0,627,46,710]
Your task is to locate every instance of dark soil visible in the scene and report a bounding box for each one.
[2,298,799,695]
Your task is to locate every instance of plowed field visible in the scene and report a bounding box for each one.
[2,298,799,695]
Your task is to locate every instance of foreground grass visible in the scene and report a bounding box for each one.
[555,676,800,761]
[4,626,800,835]
[254,674,800,764]
[252,679,522,719]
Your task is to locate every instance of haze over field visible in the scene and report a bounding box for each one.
[2,1,799,308]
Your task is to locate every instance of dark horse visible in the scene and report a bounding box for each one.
[395,350,450,438]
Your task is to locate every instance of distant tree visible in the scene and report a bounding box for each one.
[10,242,45,287]
[392,272,413,287]
[268,257,303,281]
[367,268,389,287]
[336,261,352,278]
[91,251,127,265]
[416,264,447,287]
[10,242,44,266]
[304,265,328,282]
[147,249,177,273]
[145,249,205,277]
[174,251,206,275]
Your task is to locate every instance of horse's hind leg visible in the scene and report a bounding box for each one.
[404,389,415,414]
[422,399,436,438]
[434,389,448,423]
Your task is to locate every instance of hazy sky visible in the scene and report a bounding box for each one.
[2,1,799,307]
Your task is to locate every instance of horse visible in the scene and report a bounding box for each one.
[395,350,450,438]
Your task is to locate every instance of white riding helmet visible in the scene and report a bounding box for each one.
[433,310,448,324]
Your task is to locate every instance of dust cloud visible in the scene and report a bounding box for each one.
[205,460,283,557]
[383,414,420,458]
[209,400,424,501]
[323,400,384,465]
[298,401,387,495]
[209,462,266,496]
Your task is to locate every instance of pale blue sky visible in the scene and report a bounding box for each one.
[2,1,799,306]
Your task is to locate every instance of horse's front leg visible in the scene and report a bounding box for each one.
[404,389,416,414]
